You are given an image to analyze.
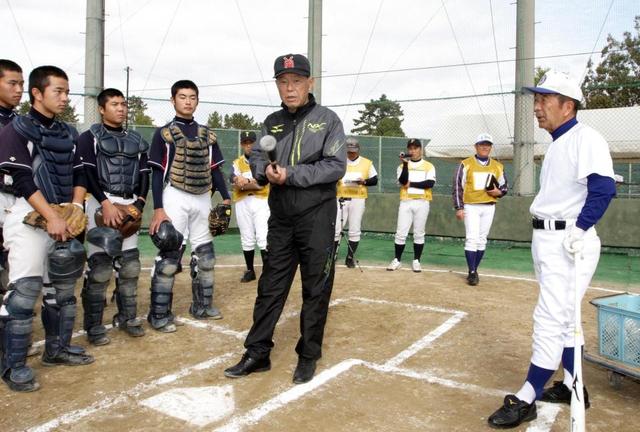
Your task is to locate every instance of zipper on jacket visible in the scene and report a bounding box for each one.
[289,118,297,166]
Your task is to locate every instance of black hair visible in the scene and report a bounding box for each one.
[0,59,22,78]
[28,65,68,104]
[171,80,199,98]
[97,88,125,108]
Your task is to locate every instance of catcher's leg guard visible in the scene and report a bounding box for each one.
[81,253,112,345]
[188,242,221,320]
[114,249,143,337]
[148,250,180,331]
[0,277,41,392]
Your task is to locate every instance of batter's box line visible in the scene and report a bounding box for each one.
[213,359,560,432]
[28,352,237,432]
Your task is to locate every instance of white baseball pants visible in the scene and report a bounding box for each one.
[530,225,600,369]
[163,184,212,250]
[334,198,366,242]
[394,199,430,245]
[463,203,495,251]
[235,196,270,251]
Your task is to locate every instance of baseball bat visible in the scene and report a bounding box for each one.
[570,249,586,432]
[259,135,278,174]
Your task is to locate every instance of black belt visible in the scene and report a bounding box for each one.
[339,197,352,201]
[532,218,566,230]
[109,192,135,199]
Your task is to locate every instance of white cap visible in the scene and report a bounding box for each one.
[475,133,493,145]
[523,70,583,101]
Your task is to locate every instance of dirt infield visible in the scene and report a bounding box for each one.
[2,259,639,432]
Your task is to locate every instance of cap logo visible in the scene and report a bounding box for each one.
[283,56,295,69]
[538,74,547,85]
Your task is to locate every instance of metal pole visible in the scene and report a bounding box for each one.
[307,0,323,104]
[512,0,535,196]
[124,66,131,129]
[83,0,105,128]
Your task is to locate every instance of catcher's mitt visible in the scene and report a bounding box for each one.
[23,203,87,238]
[95,202,142,238]
[208,204,231,237]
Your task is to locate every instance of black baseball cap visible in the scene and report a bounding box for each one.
[240,131,256,143]
[406,138,422,148]
[273,54,311,78]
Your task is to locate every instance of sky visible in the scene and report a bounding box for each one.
[2,0,639,137]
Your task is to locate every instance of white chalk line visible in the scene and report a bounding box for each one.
[28,352,235,432]
[525,403,562,432]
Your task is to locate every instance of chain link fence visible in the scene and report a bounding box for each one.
[66,91,640,198]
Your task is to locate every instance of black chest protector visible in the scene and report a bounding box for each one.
[91,124,148,197]
[162,123,213,195]
[13,115,77,204]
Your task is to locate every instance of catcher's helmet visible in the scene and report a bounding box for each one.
[151,221,184,252]
[48,239,87,280]
[87,226,124,258]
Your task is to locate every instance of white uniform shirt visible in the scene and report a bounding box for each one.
[530,122,614,220]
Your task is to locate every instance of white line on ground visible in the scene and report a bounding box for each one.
[214,359,364,432]
[28,352,236,432]
[525,403,562,432]
[384,312,467,368]
[177,316,246,340]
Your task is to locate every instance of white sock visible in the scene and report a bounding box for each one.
[563,368,573,388]
[515,381,536,404]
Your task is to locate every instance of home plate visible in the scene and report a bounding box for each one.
[140,385,235,426]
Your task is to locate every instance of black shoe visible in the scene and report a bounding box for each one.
[224,353,271,378]
[42,349,95,367]
[1,367,40,392]
[488,395,537,429]
[467,271,479,286]
[293,357,317,384]
[541,380,590,409]
[345,257,355,268]
[240,269,256,283]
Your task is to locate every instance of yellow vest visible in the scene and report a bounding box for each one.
[399,159,435,201]
[461,156,504,204]
[232,156,269,202]
[337,157,373,199]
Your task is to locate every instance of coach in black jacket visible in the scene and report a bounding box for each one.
[225,53,346,384]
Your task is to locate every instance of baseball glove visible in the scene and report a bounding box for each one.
[95,202,143,238]
[23,203,87,238]
[208,204,232,237]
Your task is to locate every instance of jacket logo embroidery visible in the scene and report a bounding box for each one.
[307,122,326,133]
[270,124,284,134]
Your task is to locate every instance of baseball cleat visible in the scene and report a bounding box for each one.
[541,380,590,408]
[411,259,422,272]
[488,394,537,429]
[387,258,401,271]
[467,271,479,286]
[293,357,317,384]
[344,257,356,268]
[240,269,256,283]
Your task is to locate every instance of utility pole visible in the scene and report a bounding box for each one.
[124,66,131,129]
[83,0,105,127]
[512,0,535,195]
[307,0,323,104]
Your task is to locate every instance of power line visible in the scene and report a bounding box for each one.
[6,0,34,68]
[132,49,623,92]
[365,2,446,100]
[140,0,183,96]
[234,0,273,106]
[441,0,490,131]
[488,0,511,137]
[581,0,615,83]
[343,0,385,122]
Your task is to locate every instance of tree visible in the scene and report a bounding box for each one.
[207,111,261,130]
[582,15,640,108]
[17,101,79,123]
[351,94,405,137]
[207,111,223,128]
[223,112,261,130]
[127,95,154,126]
